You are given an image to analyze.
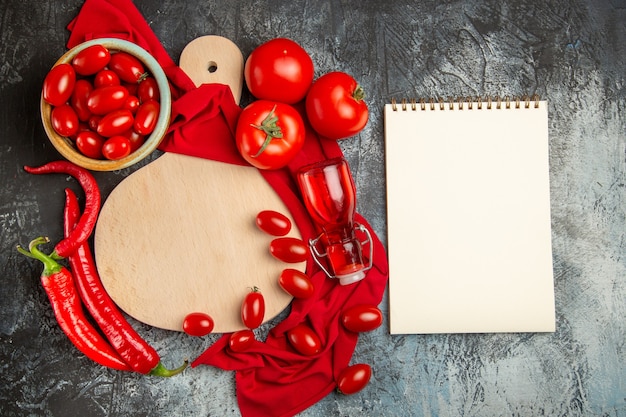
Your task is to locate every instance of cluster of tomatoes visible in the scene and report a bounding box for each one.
[235,38,369,170]
[42,44,161,160]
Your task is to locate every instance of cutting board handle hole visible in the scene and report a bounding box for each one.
[207,61,218,73]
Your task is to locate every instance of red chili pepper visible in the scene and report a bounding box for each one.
[16,236,131,372]
[63,188,187,377]
[23,161,100,259]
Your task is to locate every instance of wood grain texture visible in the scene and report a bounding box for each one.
[94,35,299,332]
[0,0,624,416]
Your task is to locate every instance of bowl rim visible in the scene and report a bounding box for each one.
[40,38,172,171]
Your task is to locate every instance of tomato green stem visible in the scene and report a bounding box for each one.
[353,84,365,101]
[251,105,283,158]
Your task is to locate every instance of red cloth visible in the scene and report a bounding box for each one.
[68,1,389,416]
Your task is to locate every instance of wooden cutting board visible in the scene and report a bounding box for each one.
[94,36,302,333]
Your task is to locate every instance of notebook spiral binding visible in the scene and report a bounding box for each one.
[390,94,541,111]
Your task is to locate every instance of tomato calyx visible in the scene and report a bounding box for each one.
[352,84,365,102]
[250,105,283,158]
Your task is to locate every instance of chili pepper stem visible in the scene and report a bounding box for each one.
[149,360,189,377]
[17,237,61,276]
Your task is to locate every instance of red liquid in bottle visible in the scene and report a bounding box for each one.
[297,158,366,284]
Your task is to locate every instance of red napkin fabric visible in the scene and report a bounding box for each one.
[67,1,389,416]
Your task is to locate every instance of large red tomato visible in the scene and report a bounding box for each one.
[235,100,305,170]
[244,38,314,104]
[305,71,369,140]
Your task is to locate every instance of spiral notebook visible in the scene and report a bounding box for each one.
[384,96,555,334]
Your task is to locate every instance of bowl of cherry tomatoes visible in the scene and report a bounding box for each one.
[40,38,171,171]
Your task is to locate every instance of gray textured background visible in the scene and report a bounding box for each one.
[1,0,624,416]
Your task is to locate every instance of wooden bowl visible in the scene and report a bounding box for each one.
[40,38,171,171]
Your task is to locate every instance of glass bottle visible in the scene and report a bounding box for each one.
[297,157,372,285]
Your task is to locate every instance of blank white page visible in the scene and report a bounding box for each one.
[384,99,555,334]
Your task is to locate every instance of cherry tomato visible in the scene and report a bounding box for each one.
[121,129,146,152]
[43,63,76,106]
[340,304,383,333]
[133,100,160,135]
[71,44,111,75]
[138,77,160,102]
[69,122,91,141]
[241,287,265,329]
[287,323,321,356]
[269,237,309,263]
[109,51,147,83]
[336,363,372,395]
[97,109,134,137]
[229,329,255,352]
[124,95,140,113]
[50,104,79,137]
[88,115,101,131]
[279,269,314,299]
[256,210,291,236]
[235,100,305,170]
[183,312,215,337]
[94,69,121,88]
[87,85,129,115]
[305,71,369,140]
[101,135,132,160]
[244,38,314,104]
[75,130,105,159]
[70,79,93,122]
[123,82,139,96]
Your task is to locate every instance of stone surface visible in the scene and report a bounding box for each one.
[0,0,624,416]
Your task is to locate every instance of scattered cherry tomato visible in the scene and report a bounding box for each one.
[138,77,160,102]
[256,210,291,236]
[241,286,265,329]
[133,100,160,135]
[279,269,314,299]
[305,71,369,140]
[51,104,79,137]
[269,237,309,263]
[71,44,111,76]
[101,135,131,160]
[70,79,93,122]
[244,38,314,104]
[340,304,383,333]
[43,63,76,106]
[183,312,215,337]
[97,109,134,137]
[87,85,129,115]
[336,363,372,395]
[75,130,105,159]
[229,329,255,352]
[109,51,147,83]
[287,323,322,356]
[235,100,305,170]
[94,69,121,88]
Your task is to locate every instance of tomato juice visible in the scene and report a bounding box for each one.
[297,158,367,284]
